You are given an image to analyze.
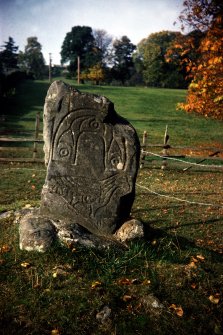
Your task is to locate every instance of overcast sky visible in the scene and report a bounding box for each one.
[0,0,183,65]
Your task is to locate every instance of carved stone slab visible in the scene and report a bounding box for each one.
[40,81,140,237]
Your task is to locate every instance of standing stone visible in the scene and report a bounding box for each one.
[19,80,141,251]
[40,81,140,236]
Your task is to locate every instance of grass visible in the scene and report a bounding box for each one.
[62,79,223,147]
[0,78,223,334]
[0,164,222,334]
[1,78,223,146]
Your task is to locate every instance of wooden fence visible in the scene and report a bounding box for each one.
[0,117,223,171]
[140,127,223,171]
[0,112,44,163]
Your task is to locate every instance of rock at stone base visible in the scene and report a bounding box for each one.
[19,210,56,252]
[115,219,144,242]
[54,219,122,250]
[18,209,144,251]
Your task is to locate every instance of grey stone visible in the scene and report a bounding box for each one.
[40,81,140,236]
[115,219,144,242]
[140,294,164,316]
[19,80,142,251]
[19,210,56,252]
[18,209,125,251]
[0,210,14,220]
[96,305,112,324]
[53,220,122,249]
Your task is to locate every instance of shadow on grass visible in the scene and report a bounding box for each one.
[0,80,50,135]
[143,219,223,263]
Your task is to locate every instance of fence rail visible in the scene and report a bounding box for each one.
[0,119,223,170]
[0,112,44,163]
[0,138,43,143]
[140,128,223,171]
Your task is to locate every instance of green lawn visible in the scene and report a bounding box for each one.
[0,79,222,335]
[62,79,223,147]
[1,78,223,147]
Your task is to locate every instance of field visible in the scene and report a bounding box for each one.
[0,79,223,335]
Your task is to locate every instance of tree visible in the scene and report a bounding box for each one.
[81,63,105,85]
[112,36,136,85]
[61,26,101,76]
[18,37,45,79]
[177,0,223,119]
[93,29,113,66]
[165,30,204,86]
[0,37,18,73]
[137,31,187,88]
[0,37,27,99]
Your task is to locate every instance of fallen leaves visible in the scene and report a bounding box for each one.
[209,294,220,305]
[122,295,132,302]
[91,281,102,289]
[0,244,11,253]
[196,254,205,261]
[187,260,197,269]
[117,278,131,285]
[186,254,205,269]
[190,283,197,289]
[21,262,31,269]
[169,304,184,317]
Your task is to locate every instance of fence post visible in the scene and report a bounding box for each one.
[33,112,40,160]
[140,130,147,168]
[161,125,169,170]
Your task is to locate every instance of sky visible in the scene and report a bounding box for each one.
[0,0,183,65]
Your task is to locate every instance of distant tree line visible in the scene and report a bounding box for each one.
[0,26,204,95]
[60,25,197,88]
[0,36,46,100]
[1,0,222,120]
[0,26,198,98]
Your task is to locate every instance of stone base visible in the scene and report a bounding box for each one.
[18,208,144,252]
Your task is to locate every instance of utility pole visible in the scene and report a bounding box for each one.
[49,53,52,83]
[77,56,80,84]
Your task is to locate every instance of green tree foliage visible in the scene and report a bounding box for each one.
[18,37,45,79]
[0,37,18,73]
[61,26,101,75]
[0,37,27,100]
[112,36,136,85]
[137,31,187,88]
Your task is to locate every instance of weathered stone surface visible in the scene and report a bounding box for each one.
[18,208,127,250]
[19,80,142,252]
[53,219,122,249]
[96,305,112,324]
[19,209,56,252]
[40,80,140,237]
[115,219,144,242]
[139,294,164,316]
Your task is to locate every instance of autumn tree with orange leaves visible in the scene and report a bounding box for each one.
[173,0,223,119]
